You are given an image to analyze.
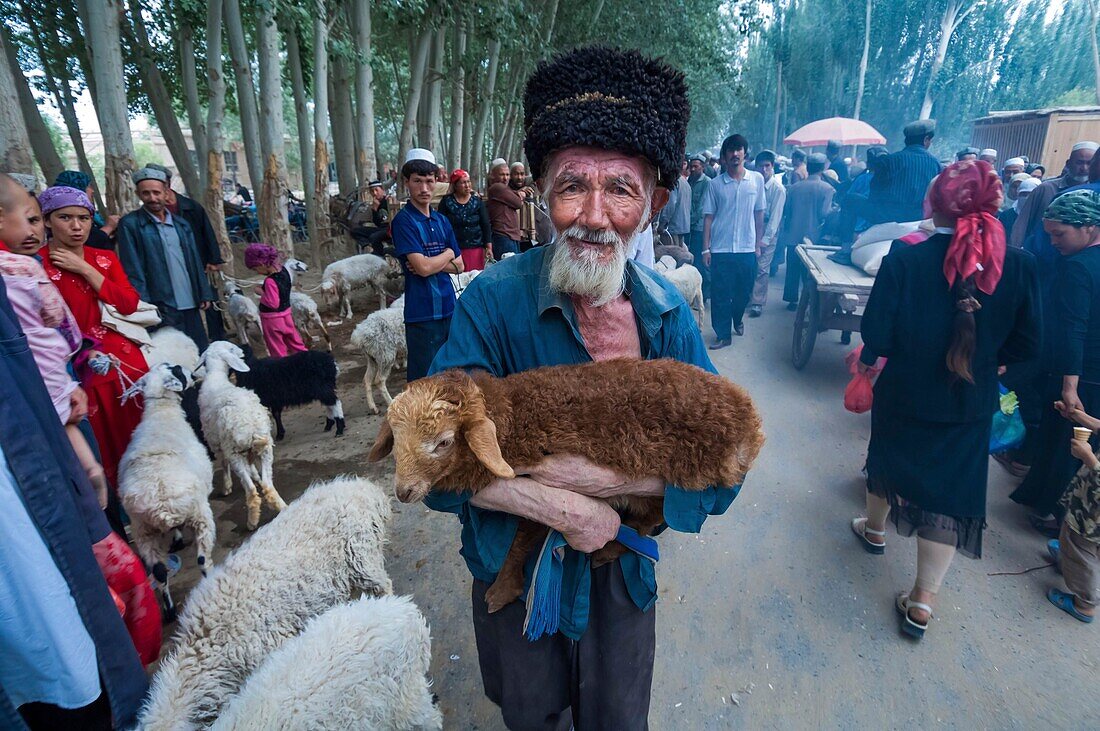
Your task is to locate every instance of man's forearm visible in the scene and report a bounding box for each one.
[470,477,602,533]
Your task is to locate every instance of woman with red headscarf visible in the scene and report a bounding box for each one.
[438,169,493,271]
[849,160,1041,639]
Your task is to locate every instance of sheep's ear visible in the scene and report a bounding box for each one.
[368,420,394,461]
[464,418,514,479]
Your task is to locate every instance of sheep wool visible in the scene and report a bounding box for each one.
[350,302,408,414]
[320,253,402,319]
[289,291,330,347]
[654,258,705,329]
[224,280,263,348]
[146,327,201,372]
[232,346,346,439]
[210,596,441,731]
[139,475,394,730]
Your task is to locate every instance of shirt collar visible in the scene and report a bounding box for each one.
[145,208,173,225]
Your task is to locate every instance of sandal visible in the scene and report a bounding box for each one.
[895,593,932,639]
[851,517,886,555]
[1047,539,1062,572]
[1047,588,1095,623]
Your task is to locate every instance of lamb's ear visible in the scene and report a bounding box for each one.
[368,420,394,461]
[464,417,514,479]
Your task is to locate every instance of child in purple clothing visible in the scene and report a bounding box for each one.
[244,243,307,358]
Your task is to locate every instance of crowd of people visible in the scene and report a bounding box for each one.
[4,41,1100,729]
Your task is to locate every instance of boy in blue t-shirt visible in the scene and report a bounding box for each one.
[391,148,464,381]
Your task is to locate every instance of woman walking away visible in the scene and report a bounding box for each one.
[438,169,493,272]
[1011,191,1100,534]
[245,243,307,358]
[851,160,1040,639]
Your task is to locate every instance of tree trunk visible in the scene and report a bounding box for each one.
[588,0,606,35]
[330,52,357,196]
[772,59,783,150]
[352,0,377,183]
[81,0,139,215]
[470,39,501,189]
[255,0,293,257]
[225,0,264,193]
[398,26,434,183]
[127,0,201,196]
[419,28,444,155]
[462,75,474,171]
[285,21,314,209]
[178,10,209,190]
[204,0,233,269]
[1,23,63,181]
[543,0,560,47]
[311,5,331,268]
[853,0,872,120]
[1091,1,1100,106]
[25,1,102,207]
[449,21,466,171]
[920,1,962,120]
[0,26,34,174]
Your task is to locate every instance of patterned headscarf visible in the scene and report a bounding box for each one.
[53,170,92,191]
[244,242,281,269]
[38,186,96,217]
[927,160,1006,295]
[1043,189,1100,227]
[449,169,469,185]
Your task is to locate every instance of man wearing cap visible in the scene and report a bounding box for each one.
[142,162,226,339]
[350,180,390,255]
[785,148,808,188]
[668,159,692,246]
[980,148,998,166]
[1011,141,1099,248]
[116,167,215,349]
[1001,156,1026,188]
[423,48,737,730]
[957,147,979,162]
[866,119,942,225]
[826,139,849,184]
[687,153,711,297]
[749,149,785,317]
[779,153,835,308]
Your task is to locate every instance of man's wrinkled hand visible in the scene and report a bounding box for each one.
[516,454,631,498]
[559,495,620,553]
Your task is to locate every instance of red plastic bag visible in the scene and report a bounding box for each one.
[843,345,884,414]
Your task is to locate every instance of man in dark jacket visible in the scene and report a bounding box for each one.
[780,153,835,308]
[867,119,943,225]
[0,275,147,729]
[826,139,849,183]
[117,167,215,349]
[145,163,227,341]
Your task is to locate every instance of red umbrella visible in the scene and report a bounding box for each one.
[783,117,886,147]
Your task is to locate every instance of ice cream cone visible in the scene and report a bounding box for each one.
[1073,426,1092,442]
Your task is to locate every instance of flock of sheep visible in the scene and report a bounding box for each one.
[114,244,714,729]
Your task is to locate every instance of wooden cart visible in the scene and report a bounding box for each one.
[792,244,876,369]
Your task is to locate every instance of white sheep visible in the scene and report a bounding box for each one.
[209,596,441,731]
[117,363,215,620]
[138,475,393,731]
[146,327,201,372]
[320,253,401,319]
[289,290,330,348]
[349,295,407,414]
[196,341,286,531]
[448,268,481,297]
[655,256,705,329]
[224,280,263,349]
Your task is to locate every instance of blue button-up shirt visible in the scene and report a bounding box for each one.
[701,170,767,253]
[425,245,739,638]
[147,210,196,310]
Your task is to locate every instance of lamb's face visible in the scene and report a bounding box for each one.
[137,362,190,400]
[367,371,514,503]
[320,280,337,305]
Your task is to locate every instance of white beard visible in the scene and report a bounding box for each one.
[548,203,652,307]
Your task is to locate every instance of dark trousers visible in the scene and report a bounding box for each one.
[783,245,806,303]
[1012,377,1100,516]
[771,242,785,276]
[709,252,756,340]
[19,691,112,731]
[472,561,655,731]
[686,231,710,300]
[492,234,520,260]
[405,317,451,382]
[999,360,1043,465]
[158,306,209,351]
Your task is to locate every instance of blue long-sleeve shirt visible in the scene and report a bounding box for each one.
[424,245,739,638]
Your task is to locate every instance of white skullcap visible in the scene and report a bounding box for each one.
[980,149,997,158]
[490,157,507,169]
[1010,172,1032,184]
[1018,178,1041,194]
[404,147,436,165]
[1072,141,1100,153]
[510,161,525,171]
[1004,157,1026,168]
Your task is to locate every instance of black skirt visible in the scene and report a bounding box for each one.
[866,406,990,558]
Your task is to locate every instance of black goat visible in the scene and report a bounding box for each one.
[232,345,346,440]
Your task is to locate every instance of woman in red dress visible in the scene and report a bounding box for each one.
[38,188,149,490]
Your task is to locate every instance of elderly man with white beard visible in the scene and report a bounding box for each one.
[422,47,739,731]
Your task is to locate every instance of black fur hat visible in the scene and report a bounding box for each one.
[523,47,690,190]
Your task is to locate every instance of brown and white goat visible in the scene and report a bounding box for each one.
[368,358,764,613]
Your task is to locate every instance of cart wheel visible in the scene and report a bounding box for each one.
[792,282,819,370]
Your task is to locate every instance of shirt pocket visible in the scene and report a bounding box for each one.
[0,333,30,356]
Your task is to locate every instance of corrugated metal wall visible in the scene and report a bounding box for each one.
[971,117,1048,164]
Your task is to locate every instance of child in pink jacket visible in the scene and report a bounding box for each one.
[244,243,307,357]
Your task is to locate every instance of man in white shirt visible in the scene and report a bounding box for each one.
[749,149,786,317]
[701,133,766,348]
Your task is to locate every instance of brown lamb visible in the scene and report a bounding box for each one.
[368,358,764,612]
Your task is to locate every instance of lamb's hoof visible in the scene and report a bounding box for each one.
[334,417,346,436]
[275,431,286,442]
[246,518,259,531]
[484,583,521,614]
[324,417,335,432]
[162,603,178,624]
[590,542,628,568]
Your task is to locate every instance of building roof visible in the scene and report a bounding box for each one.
[972,106,1100,124]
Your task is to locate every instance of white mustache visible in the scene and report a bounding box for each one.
[559,225,624,247]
